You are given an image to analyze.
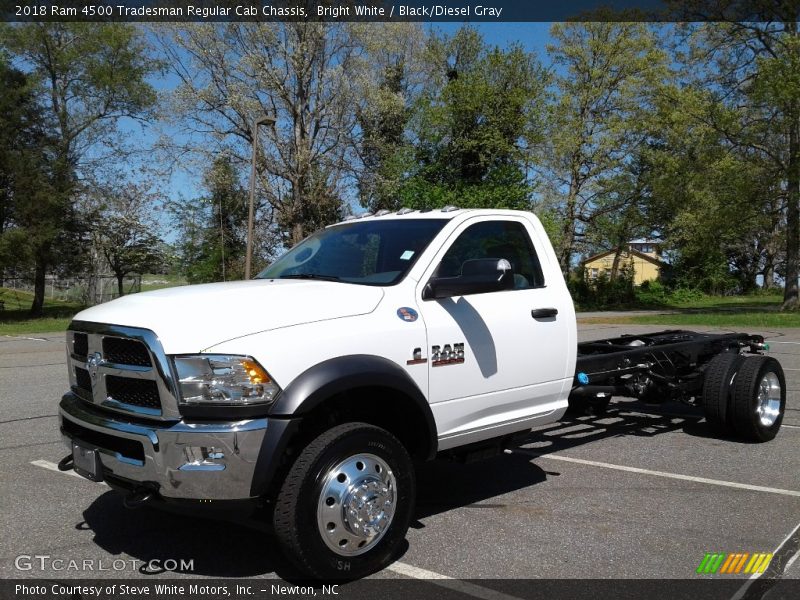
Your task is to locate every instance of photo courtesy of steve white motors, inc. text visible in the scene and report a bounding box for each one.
[14,583,341,597]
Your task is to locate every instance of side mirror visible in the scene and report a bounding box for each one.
[423,258,514,300]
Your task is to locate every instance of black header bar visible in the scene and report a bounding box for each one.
[2,1,799,23]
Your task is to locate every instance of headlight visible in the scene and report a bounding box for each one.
[172,354,280,407]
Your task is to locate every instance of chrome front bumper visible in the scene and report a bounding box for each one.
[59,393,268,500]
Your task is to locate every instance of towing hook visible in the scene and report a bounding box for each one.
[57,455,74,472]
[123,486,157,510]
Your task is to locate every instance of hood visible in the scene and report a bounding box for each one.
[71,279,385,354]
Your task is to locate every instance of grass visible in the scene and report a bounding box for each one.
[580,309,800,329]
[140,273,187,292]
[656,293,783,310]
[578,291,800,327]
[0,287,84,335]
[0,274,186,335]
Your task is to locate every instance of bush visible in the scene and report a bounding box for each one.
[569,267,636,309]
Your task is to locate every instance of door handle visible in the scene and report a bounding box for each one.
[531,308,558,319]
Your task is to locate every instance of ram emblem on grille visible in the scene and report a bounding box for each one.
[86,352,103,380]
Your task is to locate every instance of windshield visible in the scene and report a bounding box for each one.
[256,219,448,285]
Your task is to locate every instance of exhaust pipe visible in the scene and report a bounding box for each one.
[123,486,157,510]
[569,384,627,399]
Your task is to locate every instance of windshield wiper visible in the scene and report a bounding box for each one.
[279,273,341,281]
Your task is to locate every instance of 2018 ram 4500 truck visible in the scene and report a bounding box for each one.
[58,209,786,578]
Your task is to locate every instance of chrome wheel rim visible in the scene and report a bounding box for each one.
[756,372,782,427]
[316,453,396,556]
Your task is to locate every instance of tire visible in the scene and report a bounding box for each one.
[702,352,744,436]
[272,422,415,580]
[731,356,786,442]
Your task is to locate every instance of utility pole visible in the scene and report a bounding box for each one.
[246,115,276,279]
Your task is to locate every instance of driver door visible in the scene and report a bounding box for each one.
[417,217,573,446]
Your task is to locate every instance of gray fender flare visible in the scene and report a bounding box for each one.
[271,354,437,457]
[250,355,437,496]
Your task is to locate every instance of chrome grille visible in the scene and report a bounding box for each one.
[72,333,88,359]
[74,367,92,401]
[102,337,151,367]
[66,323,180,421]
[106,375,160,409]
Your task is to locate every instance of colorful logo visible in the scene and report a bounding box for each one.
[696,552,773,575]
[397,307,418,322]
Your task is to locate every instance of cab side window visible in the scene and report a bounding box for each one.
[436,221,545,289]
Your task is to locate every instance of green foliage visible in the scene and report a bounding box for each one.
[173,157,250,284]
[397,27,546,210]
[0,23,158,314]
[93,185,168,296]
[568,266,636,309]
[635,281,706,307]
[542,22,667,275]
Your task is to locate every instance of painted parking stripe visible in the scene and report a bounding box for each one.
[31,459,107,486]
[731,521,800,600]
[515,452,800,498]
[388,562,525,600]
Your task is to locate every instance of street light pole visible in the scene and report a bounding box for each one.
[246,115,276,280]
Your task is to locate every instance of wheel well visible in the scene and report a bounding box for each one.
[292,386,434,461]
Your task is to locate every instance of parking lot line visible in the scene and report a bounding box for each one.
[730,521,800,600]
[516,452,800,498]
[31,459,107,485]
[388,562,525,600]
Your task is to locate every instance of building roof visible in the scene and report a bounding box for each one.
[583,247,665,267]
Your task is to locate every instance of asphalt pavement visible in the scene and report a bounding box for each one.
[0,324,798,594]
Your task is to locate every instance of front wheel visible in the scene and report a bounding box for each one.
[272,423,415,579]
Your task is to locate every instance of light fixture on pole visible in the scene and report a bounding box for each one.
[246,115,276,280]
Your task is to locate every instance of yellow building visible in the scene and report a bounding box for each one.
[583,240,665,286]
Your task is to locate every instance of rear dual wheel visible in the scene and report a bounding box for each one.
[731,356,786,442]
[702,352,743,436]
[702,354,785,442]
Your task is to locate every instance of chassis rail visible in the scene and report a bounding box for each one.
[571,330,767,403]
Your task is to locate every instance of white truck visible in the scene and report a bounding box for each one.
[58,208,786,579]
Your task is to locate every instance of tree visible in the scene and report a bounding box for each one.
[0,58,89,297]
[355,24,425,212]
[399,27,547,210]
[171,156,250,284]
[93,185,167,297]
[1,23,158,314]
[157,22,362,248]
[541,21,668,277]
[676,14,800,307]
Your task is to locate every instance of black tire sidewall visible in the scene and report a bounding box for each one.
[289,425,415,579]
[702,352,743,433]
[734,356,786,442]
